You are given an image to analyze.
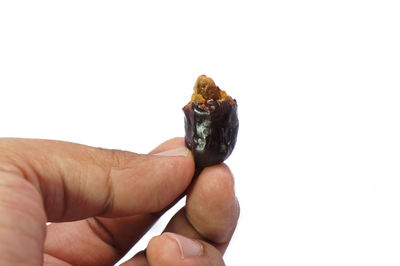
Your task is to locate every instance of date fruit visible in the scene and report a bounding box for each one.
[183,75,239,168]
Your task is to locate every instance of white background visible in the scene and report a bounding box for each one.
[1,1,400,265]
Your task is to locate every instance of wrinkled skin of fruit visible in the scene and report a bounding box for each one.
[183,100,238,168]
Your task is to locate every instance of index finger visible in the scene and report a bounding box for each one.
[0,138,195,222]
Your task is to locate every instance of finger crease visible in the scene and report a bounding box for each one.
[11,162,42,194]
[86,217,121,254]
[59,169,68,221]
[101,167,115,216]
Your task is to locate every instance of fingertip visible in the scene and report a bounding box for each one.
[147,233,182,265]
[147,233,224,266]
[189,164,236,211]
[186,163,239,244]
[149,137,185,155]
[149,145,196,194]
[109,150,195,216]
[201,163,235,193]
[153,150,195,188]
[147,233,203,265]
[153,147,191,157]
[148,138,195,173]
[164,232,204,259]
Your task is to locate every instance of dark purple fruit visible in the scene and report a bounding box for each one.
[183,75,239,168]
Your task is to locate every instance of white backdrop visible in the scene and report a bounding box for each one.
[1,1,400,265]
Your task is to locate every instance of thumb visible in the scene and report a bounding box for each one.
[0,138,195,222]
[144,233,225,266]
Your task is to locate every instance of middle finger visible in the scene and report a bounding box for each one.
[164,164,240,253]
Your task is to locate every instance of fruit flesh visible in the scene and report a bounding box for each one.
[189,75,232,105]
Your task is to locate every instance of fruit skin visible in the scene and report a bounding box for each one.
[183,100,239,168]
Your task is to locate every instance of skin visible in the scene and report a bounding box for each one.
[0,137,239,265]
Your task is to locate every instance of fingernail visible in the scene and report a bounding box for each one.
[153,147,190,157]
[164,232,203,259]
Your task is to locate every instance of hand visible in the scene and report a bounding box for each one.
[0,138,239,265]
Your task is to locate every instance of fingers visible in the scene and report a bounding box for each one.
[122,233,224,266]
[0,138,195,222]
[125,164,239,265]
[44,138,188,265]
[166,164,240,252]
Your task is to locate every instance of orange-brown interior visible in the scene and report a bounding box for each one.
[189,75,231,104]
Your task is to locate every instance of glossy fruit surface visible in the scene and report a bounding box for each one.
[183,99,238,168]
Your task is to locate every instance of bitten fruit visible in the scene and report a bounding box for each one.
[183,75,239,168]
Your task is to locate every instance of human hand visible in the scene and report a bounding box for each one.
[0,138,239,265]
